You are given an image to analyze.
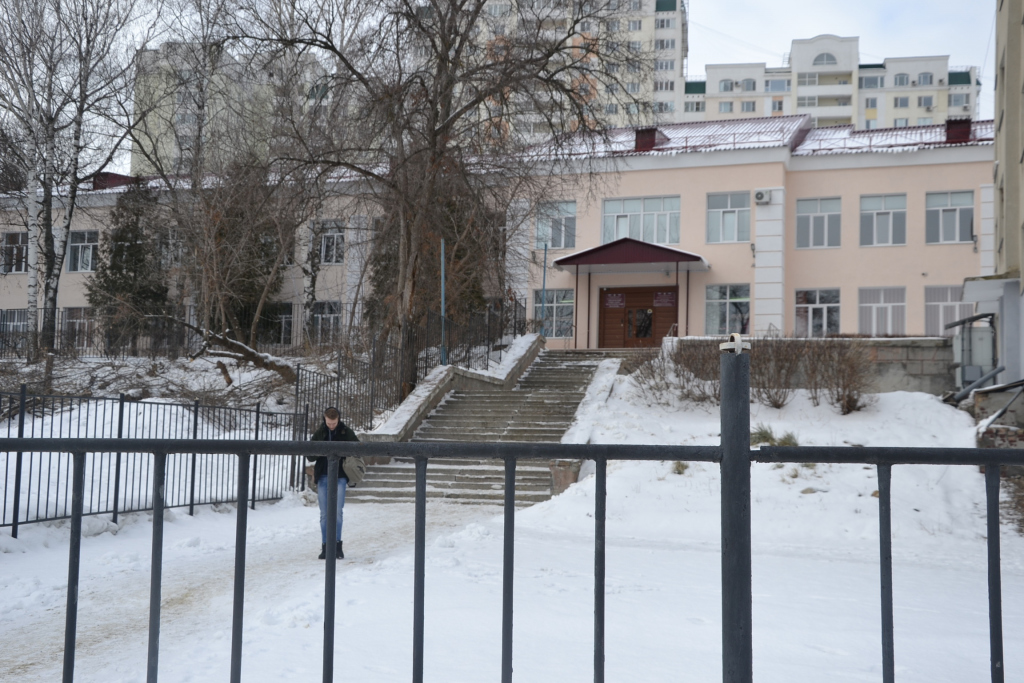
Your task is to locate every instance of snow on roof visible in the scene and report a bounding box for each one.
[590,115,812,157]
[792,120,994,156]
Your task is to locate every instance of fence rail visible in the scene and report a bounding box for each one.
[3,347,1022,683]
[1,386,307,535]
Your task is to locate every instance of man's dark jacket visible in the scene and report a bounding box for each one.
[308,421,360,481]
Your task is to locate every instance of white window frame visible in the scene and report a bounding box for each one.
[1,232,28,274]
[797,96,817,107]
[654,80,674,92]
[67,231,99,273]
[859,75,884,89]
[536,201,576,249]
[628,19,642,31]
[310,301,343,345]
[918,72,934,86]
[925,286,974,337]
[719,79,734,92]
[706,192,751,243]
[865,97,878,108]
[893,73,910,86]
[705,284,750,335]
[740,101,756,112]
[604,103,619,115]
[602,196,681,245]
[917,117,933,126]
[918,95,933,108]
[813,53,837,66]
[534,288,574,338]
[654,39,675,50]
[796,198,841,249]
[740,78,756,92]
[764,79,791,92]
[865,119,879,129]
[626,81,640,93]
[858,287,906,336]
[719,101,733,113]
[926,191,974,244]
[653,101,674,113]
[684,101,705,112]
[317,220,345,264]
[797,73,818,86]
[893,96,909,108]
[771,99,784,112]
[894,118,909,127]
[654,17,675,29]
[795,289,840,337]
[860,194,907,247]
[654,59,675,71]
[949,93,971,107]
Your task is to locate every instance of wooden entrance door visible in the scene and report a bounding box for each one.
[598,287,678,348]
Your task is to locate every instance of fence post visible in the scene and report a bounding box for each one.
[412,456,427,683]
[300,404,309,492]
[986,463,1005,683]
[12,383,26,538]
[720,335,752,683]
[501,457,516,683]
[336,355,343,414]
[113,393,125,524]
[878,463,895,683]
[230,452,250,683]
[251,405,259,511]
[323,455,341,683]
[147,451,167,683]
[61,452,86,683]
[189,400,199,516]
[368,342,377,431]
[594,457,607,683]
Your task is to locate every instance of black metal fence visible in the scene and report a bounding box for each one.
[4,345,1020,683]
[0,385,308,535]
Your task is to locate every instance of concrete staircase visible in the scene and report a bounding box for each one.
[347,351,603,505]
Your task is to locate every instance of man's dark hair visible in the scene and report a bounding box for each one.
[324,407,341,420]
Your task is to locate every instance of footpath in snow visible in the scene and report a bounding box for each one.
[2,368,1023,682]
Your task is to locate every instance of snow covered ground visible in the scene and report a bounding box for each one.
[1,372,1023,682]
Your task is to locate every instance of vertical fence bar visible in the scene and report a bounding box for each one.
[986,463,1005,683]
[61,452,86,683]
[230,452,250,683]
[720,347,752,683]
[189,400,199,515]
[501,456,516,683]
[412,456,427,683]
[323,455,340,683]
[12,383,26,538]
[112,393,125,524]
[594,457,607,683]
[147,451,167,683]
[252,405,260,510]
[878,463,895,683]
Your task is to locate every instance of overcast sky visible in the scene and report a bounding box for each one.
[684,0,997,119]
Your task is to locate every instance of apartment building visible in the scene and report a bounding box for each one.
[525,115,993,348]
[680,35,980,131]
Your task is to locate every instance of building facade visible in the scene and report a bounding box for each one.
[526,115,993,349]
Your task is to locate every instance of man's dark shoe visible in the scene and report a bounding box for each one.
[337,542,344,560]
[318,543,326,560]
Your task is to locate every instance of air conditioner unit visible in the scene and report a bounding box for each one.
[911,81,917,86]
[939,78,945,85]
[925,106,934,112]
[963,105,971,112]
[754,189,772,205]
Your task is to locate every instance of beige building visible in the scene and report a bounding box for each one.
[526,115,993,348]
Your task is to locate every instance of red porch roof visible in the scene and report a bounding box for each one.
[552,237,710,275]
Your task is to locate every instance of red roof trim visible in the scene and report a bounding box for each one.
[553,237,704,266]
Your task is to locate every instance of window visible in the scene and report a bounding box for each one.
[926,191,974,243]
[860,195,907,246]
[706,284,750,335]
[894,118,909,127]
[0,309,27,335]
[579,20,592,33]
[917,72,933,86]
[949,93,971,107]
[604,19,620,32]
[740,78,756,92]
[918,95,933,108]
[629,0,640,9]
[865,119,879,129]
[858,288,905,336]
[797,96,817,107]
[917,117,933,125]
[654,59,675,71]
[534,288,574,337]
[605,103,619,115]
[654,39,675,50]
[653,101,674,113]
[813,53,838,66]
[536,201,576,249]
[626,81,640,93]
[796,198,841,248]
[1,232,27,273]
[859,75,884,89]
[795,289,840,337]
[706,192,750,243]
[654,81,674,91]
[310,301,343,345]
[628,41,641,53]
[63,308,97,349]
[772,99,784,112]
[765,79,791,92]
[606,83,619,94]
[684,101,705,112]
[485,3,511,16]
[925,286,974,337]
[602,196,680,244]
[719,79,734,92]
[894,96,909,108]
[654,18,675,29]
[628,20,642,31]
[67,231,98,272]
[719,101,733,113]
[740,101,756,112]
[317,220,344,264]
[894,73,910,87]
[865,97,877,108]
[797,73,818,86]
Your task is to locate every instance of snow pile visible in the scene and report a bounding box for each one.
[472,333,542,380]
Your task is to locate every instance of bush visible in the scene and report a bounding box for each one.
[750,330,802,409]
[818,338,875,415]
[632,338,721,406]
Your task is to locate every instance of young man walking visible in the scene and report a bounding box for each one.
[308,407,359,559]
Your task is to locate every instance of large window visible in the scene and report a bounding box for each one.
[797,96,817,107]
[926,191,974,243]
[796,198,841,248]
[740,101,756,112]
[706,284,750,335]
[893,73,910,86]
[893,96,909,108]
[894,118,909,128]
[925,286,974,337]
[918,95,933,108]
[1,232,27,273]
[536,201,576,249]
[949,93,971,108]
[706,192,750,243]
[797,73,818,86]
[858,287,905,336]
[860,194,906,246]
[813,53,837,66]
[654,39,675,50]
[534,288,574,338]
[795,289,840,337]
[318,220,345,264]
[859,75,884,89]
[602,196,680,244]
[310,301,343,345]
[67,231,98,272]
[684,101,705,112]
[719,101,733,113]
[765,79,791,92]
[740,78,756,91]
[917,72,933,86]
[719,79,734,92]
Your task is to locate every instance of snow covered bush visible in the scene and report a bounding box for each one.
[749,331,801,409]
[632,339,720,406]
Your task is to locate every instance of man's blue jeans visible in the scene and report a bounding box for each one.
[317,474,348,543]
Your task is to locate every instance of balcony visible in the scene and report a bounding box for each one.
[797,83,854,97]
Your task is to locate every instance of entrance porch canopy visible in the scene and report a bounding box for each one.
[552,237,710,274]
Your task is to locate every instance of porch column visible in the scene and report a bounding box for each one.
[753,187,785,334]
